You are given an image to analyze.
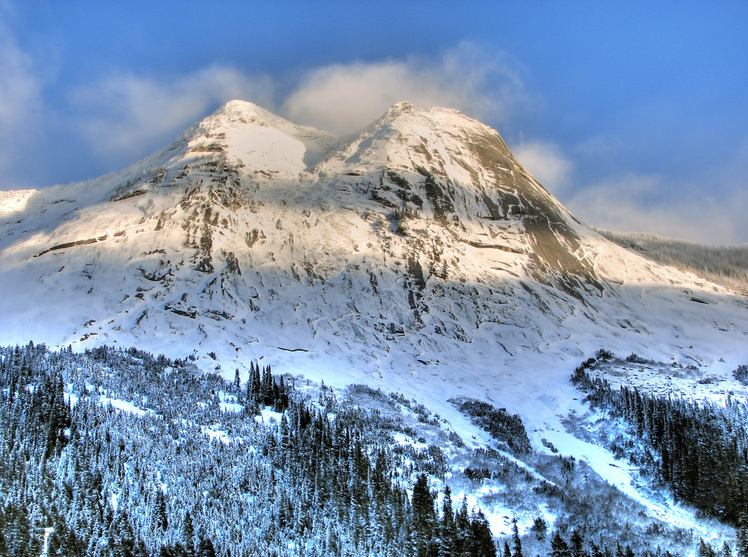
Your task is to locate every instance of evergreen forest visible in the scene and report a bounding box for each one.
[572,352,748,553]
[0,343,496,556]
[0,343,744,556]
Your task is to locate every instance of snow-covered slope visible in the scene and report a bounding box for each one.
[1,100,747,431]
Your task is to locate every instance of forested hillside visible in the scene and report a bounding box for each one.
[571,351,748,556]
[0,343,741,556]
[0,343,499,556]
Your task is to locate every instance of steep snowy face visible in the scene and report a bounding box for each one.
[319,102,596,284]
[0,100,746,405]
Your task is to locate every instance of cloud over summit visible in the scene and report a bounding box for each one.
[282,43,528,135]
[68,42,527,152]
[69,66,276,156]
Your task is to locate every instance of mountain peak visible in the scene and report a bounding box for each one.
[193,99,312,137]
[319,101,591,279]
[384,101,415,117]
[217,98,268,116]
[179,100,338,177]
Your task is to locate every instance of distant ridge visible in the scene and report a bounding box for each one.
[597,228,748,294]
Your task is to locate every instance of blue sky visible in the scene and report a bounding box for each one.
[1,1,747,244]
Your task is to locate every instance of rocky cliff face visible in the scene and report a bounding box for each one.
[0,100,746,407]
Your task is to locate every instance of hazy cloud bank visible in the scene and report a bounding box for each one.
[565,174,748,246]
[512,141,574,195]
[282,43,528,135]
[69,66,276,155]
[67,42,529,156]
[516,141,748,246]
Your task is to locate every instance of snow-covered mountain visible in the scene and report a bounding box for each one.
[3,100,748,540]
[2,99,747,417]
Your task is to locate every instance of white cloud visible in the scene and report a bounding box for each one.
[0,29,37,126]
[66,42,531,163]
[281,42,529,135]
[0,15,42,187]
[512,141,573,195]
[69,66,276,155]
[565,174,748,246]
